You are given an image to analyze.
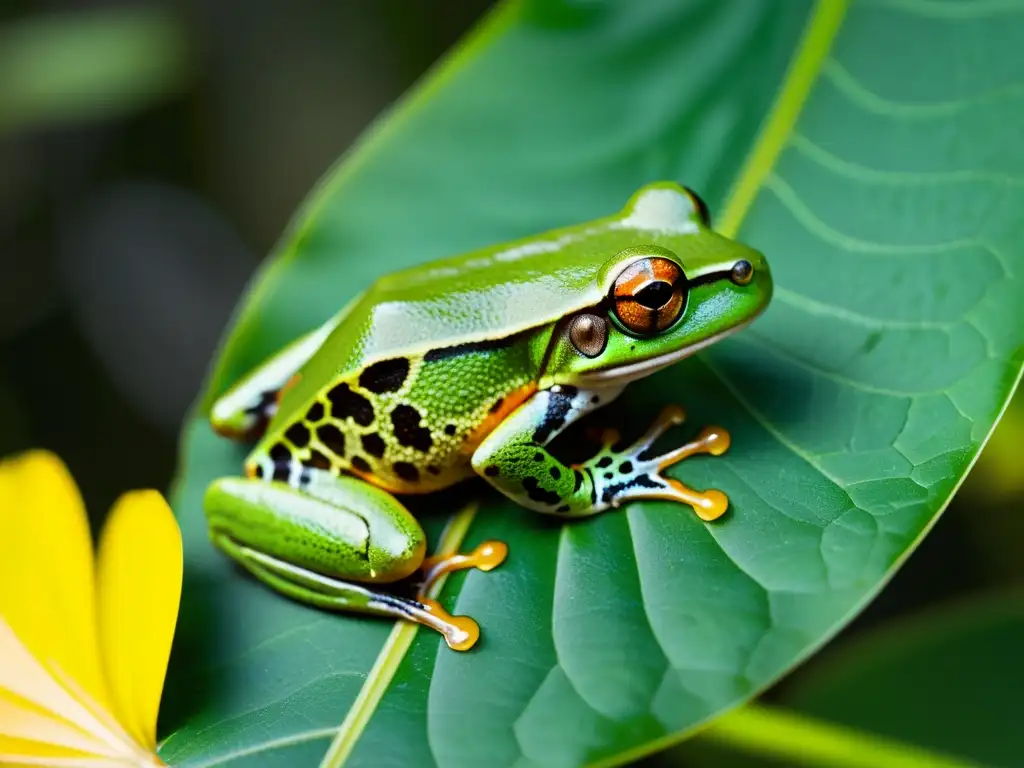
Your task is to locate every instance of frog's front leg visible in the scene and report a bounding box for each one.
[204,471,497,650]
[471,386,731,521]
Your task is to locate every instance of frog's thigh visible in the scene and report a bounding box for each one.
[204,472,426,584]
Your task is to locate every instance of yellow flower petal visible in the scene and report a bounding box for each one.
[97,491,182,751]
[0,743,150,767]
[0,737,92,766]
[0,690,112,757]
[0,619,130,758]
[0,451,110,713]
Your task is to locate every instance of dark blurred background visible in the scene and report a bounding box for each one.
[0,0,493,514]
[2,0,1023,755]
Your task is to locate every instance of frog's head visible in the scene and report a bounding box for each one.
[544,184,773,387]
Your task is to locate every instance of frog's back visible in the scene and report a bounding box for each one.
[290,183,707,386]
[250,183,703,494]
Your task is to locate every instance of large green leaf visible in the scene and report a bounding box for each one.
[159,0,1024,766]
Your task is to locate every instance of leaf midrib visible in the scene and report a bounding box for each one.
[319,504,479,768]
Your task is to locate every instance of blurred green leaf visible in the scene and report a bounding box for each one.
[783,592,1024,768]
[160,0,1024,766]
[678,701,990,768]
[0,7,188,132]
[962,390,1024,498]
[954,391,1024,582]
[681,593,1024,768]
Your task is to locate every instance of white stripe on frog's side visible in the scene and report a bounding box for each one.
[252,454,294,486]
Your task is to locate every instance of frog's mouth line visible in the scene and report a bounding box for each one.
[576,313,761,386]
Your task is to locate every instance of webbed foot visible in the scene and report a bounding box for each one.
[581,405,731,521]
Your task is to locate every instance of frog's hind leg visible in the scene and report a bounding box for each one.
[204,471,494,650]
[210,308,346,441]
[214,535,481,651]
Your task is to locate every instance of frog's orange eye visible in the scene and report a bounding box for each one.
[611,256,687,335]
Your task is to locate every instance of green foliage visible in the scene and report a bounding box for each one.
[784,593,1024,768]
[681,594,1023,768]
[0,7,188,133]
[161,0,1024,766]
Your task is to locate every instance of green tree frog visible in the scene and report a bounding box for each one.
[204,182,772,650]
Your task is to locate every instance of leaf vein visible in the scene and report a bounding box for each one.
[773,286,958,330]
[735,332,953,398]
[186,727,339,768]
[766,173,997,257]
[865,0,1024,20]
[823,58,1024,118]
[789,132,1024,187]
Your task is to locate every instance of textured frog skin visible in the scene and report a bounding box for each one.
[247,334,542,494]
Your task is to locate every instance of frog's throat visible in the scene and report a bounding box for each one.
[576,314,760,386]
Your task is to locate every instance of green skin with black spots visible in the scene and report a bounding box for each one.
[203,182,772,624]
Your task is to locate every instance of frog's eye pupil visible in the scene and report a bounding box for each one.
[611,255,688,335]
[634,280,673,310]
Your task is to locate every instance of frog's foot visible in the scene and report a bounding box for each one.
[408,599,481,651]
[583,405,731,521]
[417,540,508,597]
[216,535,484,652]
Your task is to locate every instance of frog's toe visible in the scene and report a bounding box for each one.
[630,405,686,452]
[614,406,729,471]
[657,404,687,428]
[586,408,731,520]
[421,599,480,651]
[654,424,730,467]
[417,540,509,597]
[605,468,729,521]
[662,479,729,521]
